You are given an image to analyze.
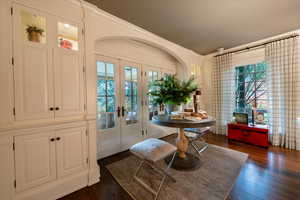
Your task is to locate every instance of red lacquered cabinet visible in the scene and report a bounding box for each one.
[227,123,269,147]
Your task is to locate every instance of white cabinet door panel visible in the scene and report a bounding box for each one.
[56,127,87,178]
[14,131,56,192]
[54,48,84,118]
[0,136,14,200]
[13,5,54,121]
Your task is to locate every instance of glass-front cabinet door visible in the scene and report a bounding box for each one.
[96,56,121,158]
[120,61,143,150]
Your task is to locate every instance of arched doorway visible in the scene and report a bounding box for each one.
[94,36,181,158]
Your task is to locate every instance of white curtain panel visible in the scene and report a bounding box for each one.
[266,37,300,150]
[212,54,235,135]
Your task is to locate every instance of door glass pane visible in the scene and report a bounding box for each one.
[132,82,138,96]
[107,113,115,128]
[124,66,138,125]
[148,70,159,120]
[125,96,132,112]
[57,22,78,51]
[107,80,115,96]
[97,80,106,96]
[125,81,132,96]
[21,10,46,43]
[97,97,106,113]
[132,68,137,81]
[97,62,106,77]
[97,61,116,130]
[97,113,106,129]
[125,67,131,81]
[106,63,114,78]
[107,96,115,112]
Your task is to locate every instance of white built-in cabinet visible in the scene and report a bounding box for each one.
[0,3,99,200]
[14,126,88,192]
[13,4,84,122]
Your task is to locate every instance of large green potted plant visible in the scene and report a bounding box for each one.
[148,74,198,114]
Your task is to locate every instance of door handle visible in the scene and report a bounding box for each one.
[121,106,125,117]
[117,106,121,117]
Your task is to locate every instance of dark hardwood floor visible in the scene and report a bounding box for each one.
[59,133,300,200]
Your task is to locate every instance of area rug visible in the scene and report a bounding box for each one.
[106,136,248,200]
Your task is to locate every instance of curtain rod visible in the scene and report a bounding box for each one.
[214,34,299,57]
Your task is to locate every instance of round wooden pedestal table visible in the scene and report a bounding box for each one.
[152,115,216,171]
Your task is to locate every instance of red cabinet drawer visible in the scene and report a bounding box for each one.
[228,128,242,140]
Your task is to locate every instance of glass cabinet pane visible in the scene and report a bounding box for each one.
[21,10,46,43]
[57,22,78,51]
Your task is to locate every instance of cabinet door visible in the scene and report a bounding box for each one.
[14,131,56,192]
[56,126,87,178]
[53,21,84,118]
[13,5,54,121]
[0,136,14,200]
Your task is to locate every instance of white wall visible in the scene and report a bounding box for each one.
[95,38,178,71]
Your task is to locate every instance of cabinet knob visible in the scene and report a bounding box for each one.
[55,107,59,110]
[56,137,61,141]
[49,107,54,111]
[50,138,55,142]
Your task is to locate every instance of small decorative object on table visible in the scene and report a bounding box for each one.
[233,112,248,124]
[193,90,201,113]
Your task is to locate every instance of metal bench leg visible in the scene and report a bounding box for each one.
[191,140,209,156]
[133,152,177,200]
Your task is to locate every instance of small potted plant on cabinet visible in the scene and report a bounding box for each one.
[26,25,44,43]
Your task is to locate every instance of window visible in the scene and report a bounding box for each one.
[97,61,116,130]
[235,61,268,124]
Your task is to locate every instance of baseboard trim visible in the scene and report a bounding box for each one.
[15,170,89,200]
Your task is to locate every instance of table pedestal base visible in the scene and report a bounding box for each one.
[165,152,201,171]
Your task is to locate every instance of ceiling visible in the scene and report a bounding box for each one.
[85,0,300,55]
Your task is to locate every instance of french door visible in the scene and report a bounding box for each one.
[96,56,177,158]
[120,61,143,150]
[142,66,165,138]
[96,56,142,158]
[96,56,121,158]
